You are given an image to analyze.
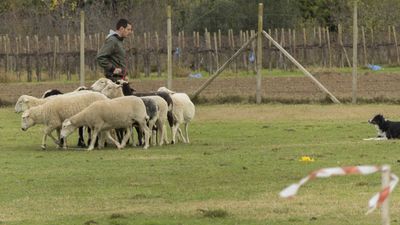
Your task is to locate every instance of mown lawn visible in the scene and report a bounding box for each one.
[1,104,400,225]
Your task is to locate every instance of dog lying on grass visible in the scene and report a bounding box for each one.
[364,114,400,140]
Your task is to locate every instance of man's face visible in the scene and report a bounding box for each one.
[120,24,133,38]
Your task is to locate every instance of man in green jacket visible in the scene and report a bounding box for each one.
[96,18,133,82]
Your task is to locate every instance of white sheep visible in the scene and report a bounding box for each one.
[16,90,97,148]
[21,92,108,149]
[100,82,169,146]
[90,78,114,92]
[157,87,195,144]
[15,95,47,113]
[15,90,95,113]
[61,96,151,150]
[141,96,168,145]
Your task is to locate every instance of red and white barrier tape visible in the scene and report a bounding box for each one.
[279,165,398,214]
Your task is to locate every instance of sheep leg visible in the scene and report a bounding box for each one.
[106,131,123,149]
[51,129,61,148]
[184,123,190,143]
[156,120,164,146]
[62,134,68,149]
[54,128,68,149]
[177,127,187,143]
[115,128,125,143]
[129,126,136,147]
[139,122,151,149]
[162,124,169,144]
[148,120,157,146]
[41,134,48,150]
[77,126,86,148]
[87,129,99,151]
[171,125,177,144]
[87,127,92,147]
[97,131,106,149]
[42,127,56,150]
[135,126,143,146]
[47,133,59,145]
[119,128,132,149]
[55,129,61,145]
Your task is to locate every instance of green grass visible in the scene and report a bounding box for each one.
[160,66,400,79]
[2,65,400,84]
[2,104,400,224]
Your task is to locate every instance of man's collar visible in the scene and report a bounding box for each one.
[113,33,124,41]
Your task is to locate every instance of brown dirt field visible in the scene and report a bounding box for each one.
[2,72,400,105]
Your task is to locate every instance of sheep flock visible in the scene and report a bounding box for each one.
[16,78,196,151]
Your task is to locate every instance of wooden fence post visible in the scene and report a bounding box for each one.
[34,35,41,81]
[155,32,161,77]
[167,5,172,89]
[326,27,332,68]
[66,33,71,80]
[392,26,399,64]
[256,3,263,104]
[4,35,9,73]
[214,32,219,69]
[80,10,85,86]
[143,32,149,77]
[15,36,20,80]
[388,26,392,65]
[303,27,307,64]
[352,0,358,104]
[361,26,367,66]
[26,36,32,82]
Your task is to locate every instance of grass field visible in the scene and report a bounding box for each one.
[1,104,400,225]
[1,65,399,84]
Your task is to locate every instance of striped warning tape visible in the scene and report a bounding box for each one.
[279,165,398,214]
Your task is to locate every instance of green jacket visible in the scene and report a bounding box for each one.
[96,33,127,80]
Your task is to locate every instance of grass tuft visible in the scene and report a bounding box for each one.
[198,209,229,218]
[83,220,98,225]
[109,213,126,219]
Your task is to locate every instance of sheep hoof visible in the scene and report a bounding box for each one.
[41,145,47,150]
[86,148,93,151]
[77,143,87,148]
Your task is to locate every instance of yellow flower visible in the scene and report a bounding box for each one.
[299,156,315,162]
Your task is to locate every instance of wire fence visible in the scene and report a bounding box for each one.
[0,25,399,81]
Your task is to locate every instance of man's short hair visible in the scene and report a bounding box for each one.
[116,19,130,30]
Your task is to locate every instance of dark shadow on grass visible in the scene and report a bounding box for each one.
[198,208,229,218]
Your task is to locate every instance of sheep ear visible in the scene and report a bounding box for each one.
[23,98,29,103]
[63,119,72,127]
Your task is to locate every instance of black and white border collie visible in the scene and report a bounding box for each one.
[366,114,400,140]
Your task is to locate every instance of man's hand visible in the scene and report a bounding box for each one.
[113,68,122,74]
